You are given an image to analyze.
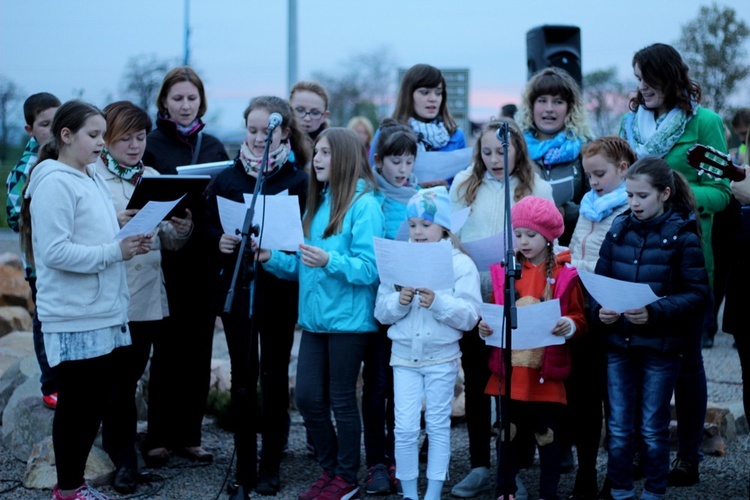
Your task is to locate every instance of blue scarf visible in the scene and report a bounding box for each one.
[579,183,628,222]
[524,130,583,166]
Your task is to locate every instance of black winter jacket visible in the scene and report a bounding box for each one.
[594,206,710,354]
[144,116,229,174]
[205,156,308,314]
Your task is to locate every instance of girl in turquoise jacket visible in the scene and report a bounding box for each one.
[260,128,385,499]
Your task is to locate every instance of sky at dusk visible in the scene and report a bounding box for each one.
[1,0,749,140]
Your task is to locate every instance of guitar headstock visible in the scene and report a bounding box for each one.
[686,145,745,182]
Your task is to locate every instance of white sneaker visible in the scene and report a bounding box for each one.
[451,467,492,497]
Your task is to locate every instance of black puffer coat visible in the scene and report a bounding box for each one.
[594,206,710,354]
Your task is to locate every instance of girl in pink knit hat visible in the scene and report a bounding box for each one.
[478,195,587,500]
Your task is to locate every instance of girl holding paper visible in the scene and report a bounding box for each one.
[361,118,420,495]
[206,95,308,496]
[566,136,636,499]
[448,118,552,499]
[375,187,481,500]
[95,101,192,493]
[594,157,709,500]
[20,100,152,500]
[257,128,384,500]
[369,64,466,188]
[479,195,586,500]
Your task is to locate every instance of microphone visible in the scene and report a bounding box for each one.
[495,122,510,142]
[267,113,283,132]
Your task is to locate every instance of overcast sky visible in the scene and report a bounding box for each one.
[2,0,748,138]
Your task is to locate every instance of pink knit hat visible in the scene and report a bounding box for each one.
[511,196,564,242]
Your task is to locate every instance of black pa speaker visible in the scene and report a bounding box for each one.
[526,25,582,88]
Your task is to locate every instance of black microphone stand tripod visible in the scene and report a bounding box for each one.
[225,122,275,500]
[497,121,521,500]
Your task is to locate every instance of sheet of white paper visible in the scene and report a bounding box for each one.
[451,207,470,233]
[480,299,565,349]
[373,237,454,290]
[394,221,410,241]
[115,196,184,240]
[243,190,287,203]
[577,269,662,313]
[217,196,246,236]
[413,148,473,182]
[218,194,304,251]
[462,233,506,272]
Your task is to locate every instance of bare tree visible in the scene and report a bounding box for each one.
[583,67,631,137]
[0,76,22,162]
[678,3,750,114]
[121,54,173,114]
[311,46,397,127]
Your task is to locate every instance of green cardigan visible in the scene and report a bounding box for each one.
[621,106,730,286]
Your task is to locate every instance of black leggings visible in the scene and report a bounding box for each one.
[53,352,117,490]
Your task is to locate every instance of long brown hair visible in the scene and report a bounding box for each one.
[20,101,105,266]
[303,128,376,238]
[392,64,458,134]
[628,43,701,114]
[456,118,536,206]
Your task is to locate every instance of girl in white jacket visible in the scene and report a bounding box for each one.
[375,187,482,500]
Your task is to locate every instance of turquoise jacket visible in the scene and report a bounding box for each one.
[382,196,408,240]
[264,179,385,333]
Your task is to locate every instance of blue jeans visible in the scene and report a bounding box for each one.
[606,349,680,499]
[296,331,369,485]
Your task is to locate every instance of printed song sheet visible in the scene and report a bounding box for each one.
[480,299,565,349]
[577,269,661,313]
[462,233,506,272]
[413,148,473,182]
[373,237,454,290]
[217,194,303,251]
[115,196,184,240]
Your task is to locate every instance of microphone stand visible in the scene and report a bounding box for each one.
[497,122,521,500]
[225,124,274,500]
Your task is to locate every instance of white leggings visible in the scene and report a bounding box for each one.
[393,359,458,481]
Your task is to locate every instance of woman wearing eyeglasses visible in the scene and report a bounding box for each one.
[290,81,330,141]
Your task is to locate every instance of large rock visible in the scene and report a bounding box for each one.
[2,378,53,460]
[0,264,31,310]
[23,436,115,489]
[0,252,23,270]
[0,355,39,418]
[0,330,34,378]
[0,306,33,338]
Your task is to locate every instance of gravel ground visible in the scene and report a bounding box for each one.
[1,330,748,499]
[1,229,748,499]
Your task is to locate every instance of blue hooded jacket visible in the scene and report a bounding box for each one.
[263,179,385,333]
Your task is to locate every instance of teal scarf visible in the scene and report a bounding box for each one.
[579,183,628,222]
[524,131,583,166]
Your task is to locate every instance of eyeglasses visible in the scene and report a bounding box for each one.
[294,107,325,119]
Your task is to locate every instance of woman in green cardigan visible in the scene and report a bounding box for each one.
[620,42,729,491]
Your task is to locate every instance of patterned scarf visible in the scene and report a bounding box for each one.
[524,130,583,166]
[409,117,450,152]
[374,169,419,204]
[579,182,628,222]
[239,140,291,178]
[621,106,693,158]
[101,150,144,185]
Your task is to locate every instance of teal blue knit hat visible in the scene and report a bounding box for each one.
[406,186,452,229]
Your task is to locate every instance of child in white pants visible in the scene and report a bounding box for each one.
[375,187,482,500]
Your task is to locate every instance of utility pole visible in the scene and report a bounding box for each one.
[183,0,191,66]
[287,0,298,90]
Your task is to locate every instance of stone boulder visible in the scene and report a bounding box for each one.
[0,306,33,338]
[2,377,53,460]
[0,330,34,378]
[0,264,32,310]
[0,354,39,418]
[0,252,23,270]
[23,436,115,489]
